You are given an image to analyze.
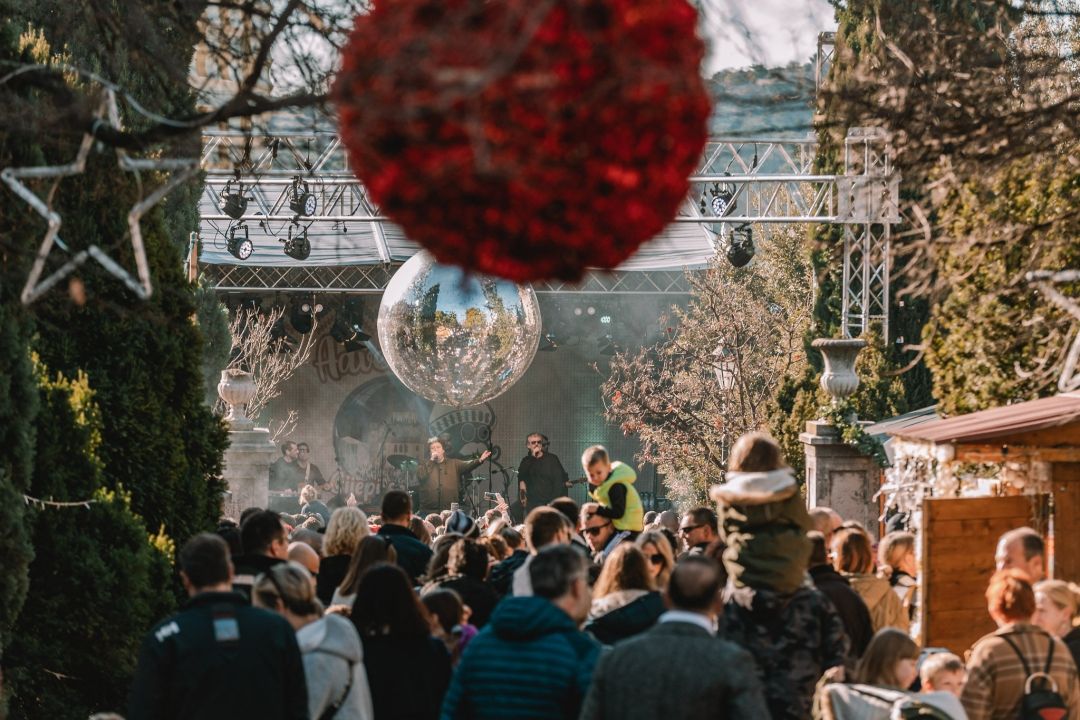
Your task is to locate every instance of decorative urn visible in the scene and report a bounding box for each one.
[218,369,256,430]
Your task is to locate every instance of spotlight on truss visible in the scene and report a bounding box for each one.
[288,176,317,218]
[226,224,253,260]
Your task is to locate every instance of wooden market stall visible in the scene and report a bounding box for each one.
[888,393,1080,655]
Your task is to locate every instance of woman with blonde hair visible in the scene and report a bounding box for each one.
[318,507,370,605]
[1034,579,1080,666]
[878,531,918,626]
[833,526,909,634]
[583,543,663,645]
[253,562,374,719]
[634,529,674,590]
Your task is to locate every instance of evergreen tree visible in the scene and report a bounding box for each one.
[4,366,173,719]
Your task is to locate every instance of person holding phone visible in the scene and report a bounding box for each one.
[417,437,490,513]
[517,433,570,510]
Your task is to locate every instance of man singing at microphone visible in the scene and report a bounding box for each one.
[517,433,570,510]
[417,437,491,513]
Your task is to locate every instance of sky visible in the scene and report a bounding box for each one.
[700,0,838,74]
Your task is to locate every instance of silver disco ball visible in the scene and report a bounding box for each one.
[377,251,541,407]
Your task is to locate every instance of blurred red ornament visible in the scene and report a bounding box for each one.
[334,0,710,282]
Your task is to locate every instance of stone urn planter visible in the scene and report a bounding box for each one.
[218,369,257,430]
[811,338,866,402]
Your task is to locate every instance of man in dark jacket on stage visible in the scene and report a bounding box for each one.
[517,433,571,510]
[127,533,307,720]
[441,545,600,720]
[417,437,490,512]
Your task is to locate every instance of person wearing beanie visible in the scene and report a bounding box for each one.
[446,510,480,539]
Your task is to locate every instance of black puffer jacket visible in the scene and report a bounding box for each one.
[584,591,665,645]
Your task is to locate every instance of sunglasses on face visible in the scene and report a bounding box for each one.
[679,524,703,535]
[583,522,612,537]
[527,441,543,446]
[648,554,665,565]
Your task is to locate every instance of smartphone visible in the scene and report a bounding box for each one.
[483,492,499,501]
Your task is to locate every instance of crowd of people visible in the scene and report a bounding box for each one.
[124,432,1080,720]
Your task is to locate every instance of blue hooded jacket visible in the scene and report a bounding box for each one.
[440,596,600,720]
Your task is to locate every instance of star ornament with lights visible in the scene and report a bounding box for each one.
[0,89,197,305]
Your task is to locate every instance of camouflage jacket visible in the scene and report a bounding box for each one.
[719,584,849,720]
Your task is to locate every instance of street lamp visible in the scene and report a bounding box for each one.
[713,342,738,477]
[712,343,738,392]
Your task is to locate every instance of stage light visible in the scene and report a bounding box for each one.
[288,177,317,218]
[290,298,321,335]
[332,297,372,352]
[701,179,736,218]
[539,334,558,352]
[599,334,618,356]
[574,308,583,316]
[283,225,311,260]
[226,224,253,260]
[600,315,612,324]
[219,179,249,220]
[726,224,755,268]
[587,306,596,316]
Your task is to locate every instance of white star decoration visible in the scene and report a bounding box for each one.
[0,89,197,305]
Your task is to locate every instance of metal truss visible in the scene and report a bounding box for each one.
[198,127,898,333]
[203,262,692,295]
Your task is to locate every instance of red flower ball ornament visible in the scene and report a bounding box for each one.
[334,0,711,282]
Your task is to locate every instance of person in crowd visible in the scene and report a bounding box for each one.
[317,506,370,605]
[550,495,592,557]
[808,531,874,660]
[1033,579,1080,666]
[920,652,968,698]
[581,505,632,566]
[216,518,243,556]
[635,529,675,590]
[290,527,323,556]
[127,534,307,719]
[488,524,530,597]
[809,506,844,546]
[580,445,644,535]
[677,506,719,560]
[412,514,435,545]
[833,526,909,634]
[233,509,289,599]
[995,527,1046,582]
[295,441,326,492]
[517,432,571,510]
[440,545,600,720]
[856,628,920,690]
[713,432,812,595]
[513,506,573,596]
[299,484,331,526]
[427,532,465,585]
[351,563,452,720]
[333,535,398,608]
[269,441,302,493]
[580,556,769,720]
[377,490,434,584]
[426,513,444,530]
[478,534,509,563]
[962,569,1080,720]
[287,541,320,578]
[445,509,481,539]
[879,531,919,626]
[584,543,664,645]
[417,437,491,513]
[716,433,848,720]
[424,538,499,628]
[253,562,374,720]
[656,509,679,537]
[819,628,969,720]
[423,588,477,666]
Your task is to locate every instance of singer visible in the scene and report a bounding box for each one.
[417,437,491,512]
[517,432,570,510]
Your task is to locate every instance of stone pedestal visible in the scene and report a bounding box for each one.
[221,428,276,518]
[800,420,882,536]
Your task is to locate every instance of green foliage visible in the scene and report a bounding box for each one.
[819,399,890,468]
[5,365,174,719]
[194,279,232,407]
[924,159,1080,415]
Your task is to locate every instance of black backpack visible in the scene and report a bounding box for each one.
[1000,632,1069,720]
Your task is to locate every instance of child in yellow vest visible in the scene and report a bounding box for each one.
[579,445,644,534]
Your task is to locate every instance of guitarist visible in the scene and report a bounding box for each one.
[516,433,571,510]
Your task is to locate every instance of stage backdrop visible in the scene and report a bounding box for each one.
[265,317,661,517]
